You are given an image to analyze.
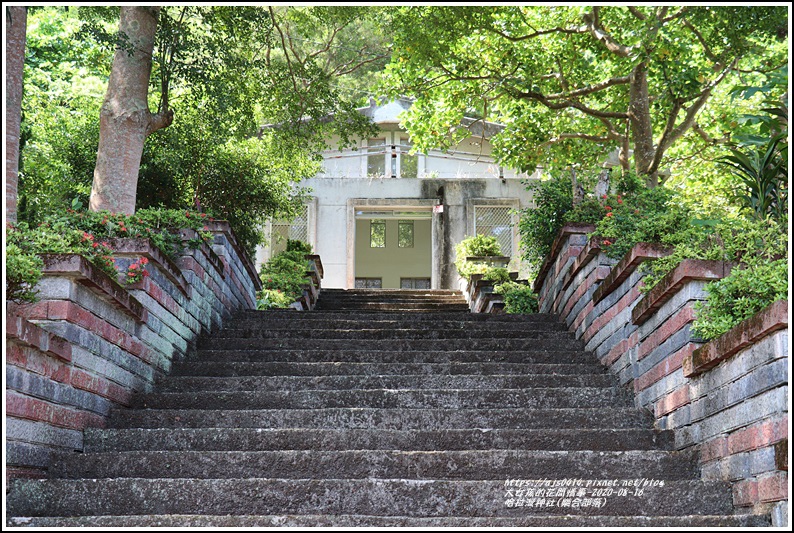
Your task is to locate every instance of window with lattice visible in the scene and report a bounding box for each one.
[474,206,513,257]
[270,205,309,255]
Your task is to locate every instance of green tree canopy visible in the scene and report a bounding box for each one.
[382,5,787,186]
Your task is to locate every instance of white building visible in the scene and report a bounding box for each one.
[255,99,538,290]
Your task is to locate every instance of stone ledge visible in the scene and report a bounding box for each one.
[631,259,733,326]
[179,228,226,279]
[533,223,596,293]
[5,313,72,362]
[683,299,788,378]
[562,238,603,292]
[593,243,671,304]
[107,238,189,297]
[306,255,324,279]
[204,220,263,291]
[38,254,147,324]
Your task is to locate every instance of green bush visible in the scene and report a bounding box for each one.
[640,217,787,293]
[482,267,511,284]
[494,281,539,314]
[286,239,313,254]
[593,185,692,261]
[6,220,118,302]
[53,208,214,260]
[454,235,502,278]
[518,173,606,272]
[691,259,787,341]
[257,250,311,309]
[6,243,45,303]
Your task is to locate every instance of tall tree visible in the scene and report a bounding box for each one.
[383,6,787,187]
[5,6,27,223]
[89,6,172,214]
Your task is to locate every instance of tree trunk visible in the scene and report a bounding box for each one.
[628,62,658,187]
[89,6,173,214]
[6,6,26,224]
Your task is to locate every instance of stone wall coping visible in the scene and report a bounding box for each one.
[106,238,189,297]
[562,238,603,292]
[37,254,148,324]
[5,313,72,363]
[306,255,324,279]
[465,255,511,264]
[631,259,734,326]
[204,220,262,291]
[593,242,672,304]
[179,228,226,279]
[684,299,788,377]
[533,223,596,293]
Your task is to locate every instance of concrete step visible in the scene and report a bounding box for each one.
[197,337,585,351]
[5,514,772,528]
[191,350,594,364]
[130,387,633,410]
[312,304,472,311]
[320,289,463,297]
[83,427,675,453]
[224,319,568,331]
[158,373,619,392]
[208,328,576,340]
[50,450,699,481]
[237,310,562,322]
[6,478,736,517]
[169,361,607,377]
[108,407,654,430]
[314,296,467,302]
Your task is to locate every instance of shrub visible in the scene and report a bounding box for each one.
[53,208,214,260]
[286,239,313,254]
[6,242,44,303]
[454,235,502,278]
[691,259,787,341]
[720,133,788,222]
[494,281,539,314]
[594,185,692,261]
[482,267,511,285]
[518,173,607,272]
[6,221,118,302]
[257,250,311,309]
[640,217,787,293]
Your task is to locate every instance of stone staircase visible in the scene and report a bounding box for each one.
[6,290,770,526]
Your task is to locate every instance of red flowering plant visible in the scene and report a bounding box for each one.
[123,257,151,285]
[6,221,119,302]
[53,208,214,260]
[592,174,692,260]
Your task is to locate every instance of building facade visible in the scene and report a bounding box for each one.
[255,99,538,289]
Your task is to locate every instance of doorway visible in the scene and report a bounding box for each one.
[354,210,431,289]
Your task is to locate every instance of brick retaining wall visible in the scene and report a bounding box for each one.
[5,222,259,478]
[536,224,788,518]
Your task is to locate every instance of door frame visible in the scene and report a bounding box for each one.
[347,198,439,289]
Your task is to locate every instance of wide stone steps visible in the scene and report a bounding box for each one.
[212,327,573,338]
[314,302,471,311]
[6,514,772,528]
[198,337,585,351]
[7,292,760,525]
[238,309,562,322]
[83,427,675,453]
[108,407,658,430]
[130,387,633,410]
[191,350,594,364]
[49,450,698,480]
[224,319,569,331]
[6,478,737,517]
[158,373,618,392]
[170,361,607,377]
